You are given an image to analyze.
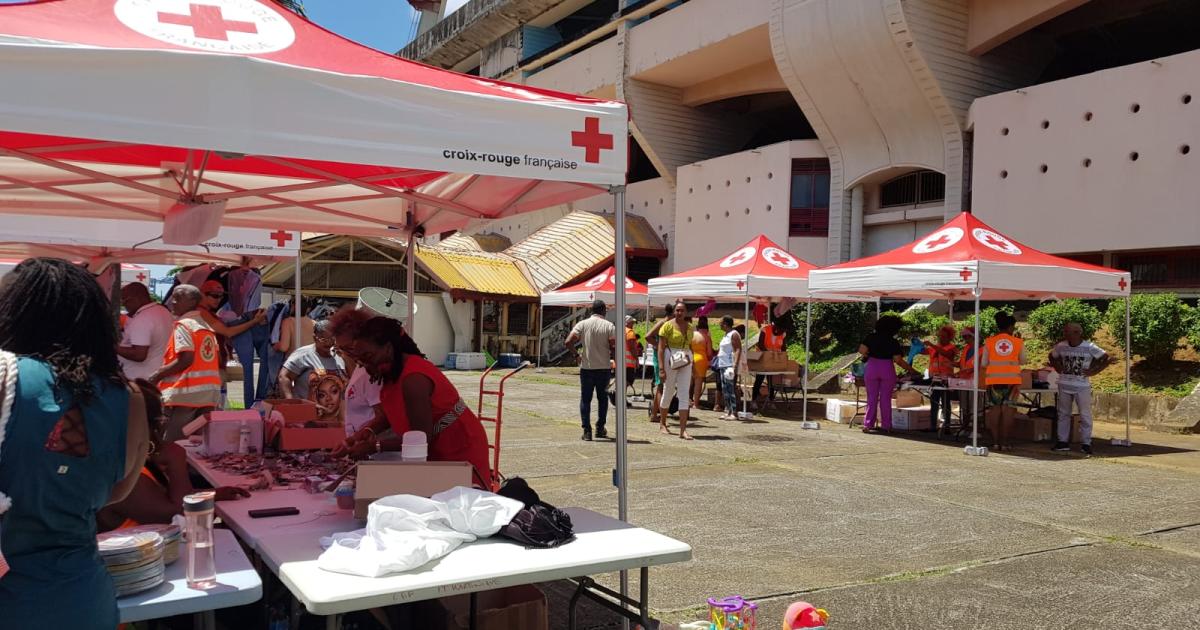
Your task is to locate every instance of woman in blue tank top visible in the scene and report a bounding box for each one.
[0,258,148,629]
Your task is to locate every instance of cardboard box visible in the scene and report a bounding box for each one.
[417,585,548,630]
[1010,414,1049,442]
[893,389,924,408]
[262,399,344,451]
[825,398,858,423]
[891,406,931,431]
[354,460,474,519]
[203,411,263,455]
[747,350,792,373]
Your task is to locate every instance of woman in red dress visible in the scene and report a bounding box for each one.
[330,310,491,488]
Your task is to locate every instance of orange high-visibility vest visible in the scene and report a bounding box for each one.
[984,334,1023,386]
[927,343,957,377]
[761,324,784,351]
[624,330,639,369]
[160,317,222,407]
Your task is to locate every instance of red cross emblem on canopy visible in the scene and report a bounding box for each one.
[157,3,259,41]
[1118,278,1128,291]
[959,267,973,282]
[736,280,745,290]
[767,249,793,266]
[571,117,614,164]
[270,230,293,247]
[136,272,148,282]
[928,234,954,248]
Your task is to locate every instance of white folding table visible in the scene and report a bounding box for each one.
[118,529,262,629]
[257,508,692,630]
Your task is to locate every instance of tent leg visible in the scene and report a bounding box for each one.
[293,255,302,351]
[536,304,545,373]
[109,262,122,337]
[965,293,985,456]
[406,218,416,335]
[1114,296,1133,447]
[801,301,816,430]
[742,295,750,418]
[611,186,630,622]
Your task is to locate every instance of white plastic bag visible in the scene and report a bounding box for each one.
[317,488,523,578]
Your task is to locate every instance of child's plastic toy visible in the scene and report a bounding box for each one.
[708,595,758,630]
[782,601,829,629]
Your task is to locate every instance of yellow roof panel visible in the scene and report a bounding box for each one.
[416,247,538,299]
[505,211,665,291]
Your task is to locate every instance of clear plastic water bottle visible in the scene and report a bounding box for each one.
[238,421,250,454]
[183,491,218,589]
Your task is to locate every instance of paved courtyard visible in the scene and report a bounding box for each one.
[450,368,1200,629]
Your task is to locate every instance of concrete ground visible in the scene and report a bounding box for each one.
[448,368,1200,630]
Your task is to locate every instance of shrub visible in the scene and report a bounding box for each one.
[956,305,1014,341]
[1027,299,1104,345]
[798,302,875,353]
[1185,304,1200,351]
[1105,293,1190,360]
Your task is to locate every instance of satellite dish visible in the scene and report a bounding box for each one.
[357,287,416,321]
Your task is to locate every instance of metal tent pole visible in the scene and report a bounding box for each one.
[742,294,750,417]
[406,217,417,335]
[536,303,544,372]
[293,255,302,351]
[803,301,812,423]
[968,292,982,456]
[611,185,630,615]
[1117,295,1132,446]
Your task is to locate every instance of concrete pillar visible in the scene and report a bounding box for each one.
[849,184,864,260]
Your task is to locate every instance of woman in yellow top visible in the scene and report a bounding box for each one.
[690,316,713,410]
[657,301,696,440]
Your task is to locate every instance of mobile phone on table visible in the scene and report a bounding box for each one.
[248,507,300,519]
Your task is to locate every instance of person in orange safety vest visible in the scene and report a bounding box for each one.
[149,284,222,443]
[980,312,1027,452]
[925,324,959,432]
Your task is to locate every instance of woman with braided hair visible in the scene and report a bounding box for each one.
[329,309,492,488]
[0,258,149,628]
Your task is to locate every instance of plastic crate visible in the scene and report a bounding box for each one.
[497,353,522,368]
[444,353,458,369]
[455,352,487,371]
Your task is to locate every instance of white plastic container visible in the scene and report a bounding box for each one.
[454,352,487,370]
[401,430,428,462]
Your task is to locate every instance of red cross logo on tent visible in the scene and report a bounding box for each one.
[959,267,972,282]
[270,230,293,247]
[736,280,745,290]
[136,272,148,282]
[571,117,614,164]
[585,273,608,288]
[1118,278,1128,291]
[115,0,296,54]
[971,228,1023,255]
[763,247,799,270]
[720,247,756,269]
[912,227,963,254]
[157,4,258,41]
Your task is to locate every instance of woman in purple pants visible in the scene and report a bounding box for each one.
[858,315,919,433]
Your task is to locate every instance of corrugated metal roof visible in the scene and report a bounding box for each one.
[417,247,538,300]
[602,214,667,255]
[504,211,666,291]
[437,232,511,253]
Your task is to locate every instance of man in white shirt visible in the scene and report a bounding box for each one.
[117,282,175,381]
[1049,322,1110,455]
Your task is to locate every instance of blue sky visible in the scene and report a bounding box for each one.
[302,0,422,53]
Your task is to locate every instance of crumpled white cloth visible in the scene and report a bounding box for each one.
[317,486,523,578]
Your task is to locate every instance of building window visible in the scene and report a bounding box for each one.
[789,159,830,237]
[1115,249,1200,288]
[880,170,945,208]
[507,304,531,336]
[481,301,500,334]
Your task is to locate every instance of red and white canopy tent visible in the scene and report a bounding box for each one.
[0,1,642,527]
[542,266,649,307]
[648,234,861,421]
[809,212,1133,453]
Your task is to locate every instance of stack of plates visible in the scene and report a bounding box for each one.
[122,524,182,565]
[96,530,165,597]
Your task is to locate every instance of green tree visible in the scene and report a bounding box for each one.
[1027,299,1104,345]
[795,302,875,354]
[957,305,1014,341]
[1105,293,1190,361]
[880,308,951,341]
[1188,305,1200,352]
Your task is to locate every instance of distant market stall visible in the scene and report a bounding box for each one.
[808,212,1133,454]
